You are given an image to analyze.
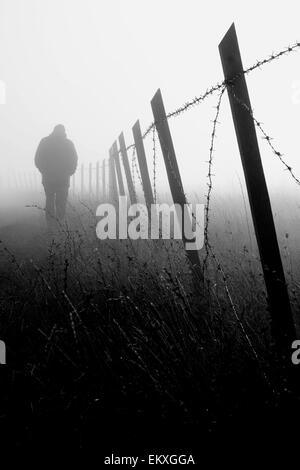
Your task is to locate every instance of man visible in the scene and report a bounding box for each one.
[35,124,78,225]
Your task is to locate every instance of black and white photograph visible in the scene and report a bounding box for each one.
[0,0,300,463]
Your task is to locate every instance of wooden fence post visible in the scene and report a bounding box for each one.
[119,132,137,204]
[102,160,106,200]
[151,89,203,278]
[219,23,295,349]
[132,120,154,207]
[112,141,125,196]
[109,146,119,205]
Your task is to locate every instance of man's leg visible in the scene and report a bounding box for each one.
[55,185,69,220]
[43,183,55,225]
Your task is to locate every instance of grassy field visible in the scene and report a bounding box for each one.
[0,192,299,457]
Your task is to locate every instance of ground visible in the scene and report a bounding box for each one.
[0,195,299,458]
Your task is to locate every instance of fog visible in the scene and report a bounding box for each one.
[0,0,300,212]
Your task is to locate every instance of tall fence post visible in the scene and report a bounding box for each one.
[113,141,125,197]
[119,132,137,204]
[219,23,295,350]
[102,160,106,201]
[132,120,154,208]
[109,146,119,206]
[151,89,203,278]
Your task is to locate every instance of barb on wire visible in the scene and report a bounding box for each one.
[143,122,156,140]
[243,41,300,76]
[166,82,225,120]
[230,88,300,186]
[203,87,226,271]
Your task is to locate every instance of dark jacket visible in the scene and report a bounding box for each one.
[35,134,78,187]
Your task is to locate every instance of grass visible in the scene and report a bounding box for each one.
[0,193,299,456]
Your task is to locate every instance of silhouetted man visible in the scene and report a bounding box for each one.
[35,125,78,225]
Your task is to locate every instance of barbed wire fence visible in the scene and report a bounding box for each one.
[7,34,300,367]
[106,34,300,368]
[124,39,300,238]
[117,40,300,279]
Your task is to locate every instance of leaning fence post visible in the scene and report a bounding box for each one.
[119,132,137,204]
[112,141,125,196]
[219,23,295,350]
[151,89,203,278]
[132,120,154,208]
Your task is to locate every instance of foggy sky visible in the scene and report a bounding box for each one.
[1,0,300,198]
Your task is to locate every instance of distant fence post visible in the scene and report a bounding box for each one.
[113,141,125,196]
[151,89,203,278]
[219,23,295,350]
[119,132,137,204]
[132,120,154,208]
[109,146,119,206]
[102,160,106,200]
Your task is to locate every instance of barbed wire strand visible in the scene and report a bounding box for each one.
[131,147,136,190]
[203,86,226,272]
[230,88,300,186]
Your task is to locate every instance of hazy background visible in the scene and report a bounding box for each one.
[0,0,300,204]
